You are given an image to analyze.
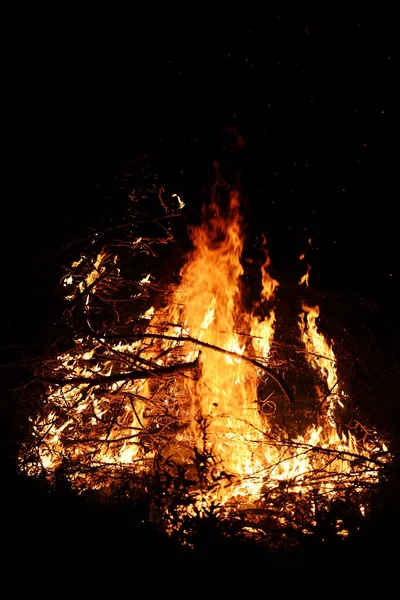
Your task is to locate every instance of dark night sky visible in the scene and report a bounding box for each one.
[3,13,399,346]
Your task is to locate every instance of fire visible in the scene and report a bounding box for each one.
[299,304,344,425]
[170,192,267,495]
[20,188,389,538]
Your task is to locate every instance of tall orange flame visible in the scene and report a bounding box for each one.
[21,190,389,533]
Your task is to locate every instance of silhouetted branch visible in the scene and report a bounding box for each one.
[40,356,201,386]
[103,331,296,405]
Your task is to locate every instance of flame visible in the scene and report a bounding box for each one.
[79,250,109,292]
[299,304,342,425]
[299,248,311,286]
[139,273,152,285]
[169,192,266,490]
[299,265,311,286]
[172,193,185,210]
[251,233,278,361]
[20,189,389,537]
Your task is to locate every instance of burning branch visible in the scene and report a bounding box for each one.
[40,356,202,386]
[103,332,296,404]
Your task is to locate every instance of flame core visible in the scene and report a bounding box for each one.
[20,190,389,537]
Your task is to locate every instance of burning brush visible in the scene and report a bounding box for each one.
[19,186,390,543]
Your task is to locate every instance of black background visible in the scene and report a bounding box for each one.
[5,14,398,334]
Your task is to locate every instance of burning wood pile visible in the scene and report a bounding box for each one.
[19,180,390,545]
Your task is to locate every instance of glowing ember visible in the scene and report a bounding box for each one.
[19,188,389,538]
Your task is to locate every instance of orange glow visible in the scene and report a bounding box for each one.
[20,189,389,535]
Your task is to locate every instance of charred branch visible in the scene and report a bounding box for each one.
[39,356,201,386]
[102,332,296,404]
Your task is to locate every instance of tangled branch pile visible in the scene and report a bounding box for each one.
[18,174,392,547]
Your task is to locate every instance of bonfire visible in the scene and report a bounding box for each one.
[19,178,390,545]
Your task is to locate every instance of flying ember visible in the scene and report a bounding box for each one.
[19,188,389,539]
